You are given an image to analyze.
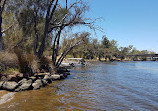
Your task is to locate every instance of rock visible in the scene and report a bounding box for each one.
[50,75,60,80]
[63,73,68,77]
[29,76,37,81]
[42,79,48,86]
[16,73,24,78]
[36,73,50,79]
[60,74,65,79]
[8,74,16,81]
[43,75,50,80]
[37,73,44,78]
[65,72,70,75]
[16,74,24,82]
[43,75,52,83]
[38,73,50,76]
[1,76,7,81]
[32,79,43,90]
[7,73,23,82]
[73,77,77,79]
[0,67,70,92]
[57,67,70,73]
[0,81,4,89]
[18,78,27,85]
[15,79,33,91]
[2,81,18,91]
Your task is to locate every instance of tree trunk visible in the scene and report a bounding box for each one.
[37,0,58,58]
[66,0,67,9]
[33,9,39,55]
[37,21,49,58]
[0,9,4,51]
[52,28,62,65]
[56,38,84,67]
[99,56,101,61]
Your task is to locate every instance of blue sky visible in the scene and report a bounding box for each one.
[74,0,158,52]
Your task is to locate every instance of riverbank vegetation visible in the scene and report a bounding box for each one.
[62,34,155,61]
[0,0,155,91]
[0,0,94,74]
[0,0,97,91]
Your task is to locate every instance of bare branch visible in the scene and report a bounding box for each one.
[1,0,7,12]
[11,38,24,50]
[56,39,83,67]
[46,0,55,19]
[49,0,58,21]
[1,24,13,33]
[56,34,88,67]
[64,21,90,27]
[68,0,81,10]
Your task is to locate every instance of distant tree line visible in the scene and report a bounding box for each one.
[61,33,156,61]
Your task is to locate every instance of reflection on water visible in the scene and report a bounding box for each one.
[0,91,15,105]
[0,61,158,111]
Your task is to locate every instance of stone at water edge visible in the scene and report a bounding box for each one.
[73,77,77,79]
[37,73,49,78]
[57,67,70,73]
[43,75,52,83]
[32,79,43,90]
[18,78,27,85]
[0,81,4,89]
[43,75,50,80]
[60,74,66,79]
[65,72,70,75]
[2,81,18,91]
[29,76,37,81]
[15,79,33,92]
[42,79,48,86]
[50,75,60,80]
[38,73,50,76]
[1,76,7,81]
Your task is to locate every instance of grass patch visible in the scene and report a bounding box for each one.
[2,68,20,74]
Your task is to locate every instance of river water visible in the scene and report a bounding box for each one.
[0,61,158,111]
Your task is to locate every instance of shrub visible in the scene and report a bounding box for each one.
[39,56,52,72]
[2,68,20,74]
[14,49,39,77]
[0,52,19,73]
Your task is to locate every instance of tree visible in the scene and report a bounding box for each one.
[48,0,95,67]
[0,0,7,51]
[101,35,110,48]
[92,39,99,58]
[109,40,119,57]
[3,11,22,51]
[130,48,140,55]
[101,35,111,61]
[26,0,93,60]
[56,32,89,67]
[119,45,133,60]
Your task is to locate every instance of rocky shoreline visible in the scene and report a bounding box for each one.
[0,67,70,92]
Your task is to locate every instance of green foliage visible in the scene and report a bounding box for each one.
[52,8,69,24]
[2,12,22,50]
[2,68,19,74]
[61,34,156,61]
[102,35,110,48]
[17,9,34,37]
[0,0,156,77]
